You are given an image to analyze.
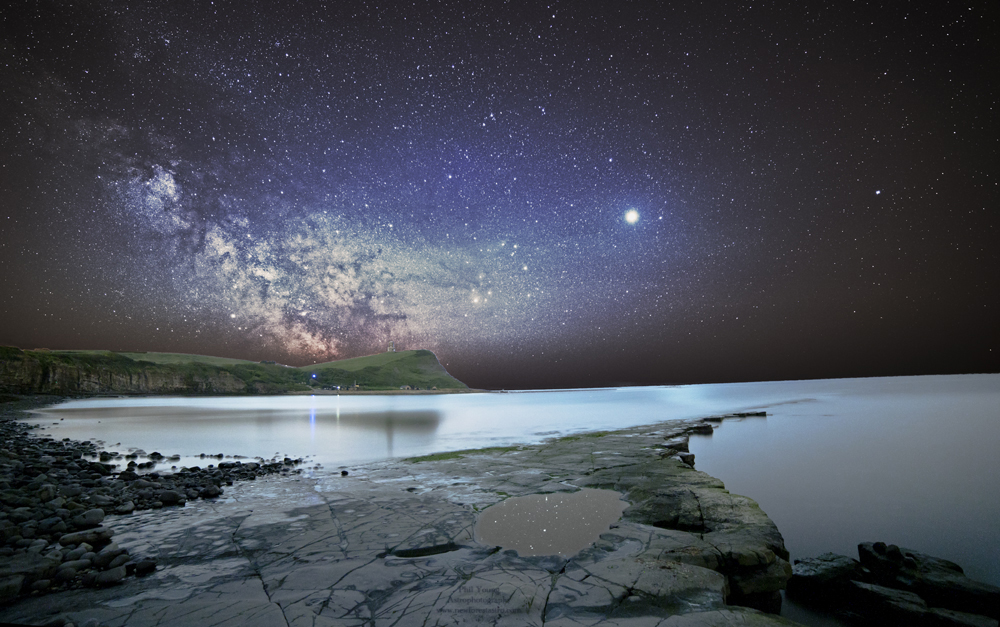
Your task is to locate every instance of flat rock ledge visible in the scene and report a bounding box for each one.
[1,414,803,627]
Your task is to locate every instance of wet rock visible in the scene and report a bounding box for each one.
[858,542,1000,620]
[663,437,690,452]
[199,485,222,499]
[134,560,156,577]
[94,565,126,586]
[156,489,184,505]
[92,543,125,569]
[787,552,867,602]
[925,608,1000,627]
[849,580,929,623]
[71,508,104,528]
[57,526,113,547]
[116,470,139,481]
[0,574,24,603]
[107,554,130,569]
[686,423,715,435]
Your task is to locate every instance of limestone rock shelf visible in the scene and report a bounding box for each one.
[1,415,802,626]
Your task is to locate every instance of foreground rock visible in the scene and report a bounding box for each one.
[788,542,1000,626]
[1,412,801,626]
[0,396,304,606]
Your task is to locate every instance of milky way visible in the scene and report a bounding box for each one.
[1,1,996,388]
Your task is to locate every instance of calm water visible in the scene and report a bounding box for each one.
[26,383,821,468]
[686,374,1000,588]
[24,374,1000,589]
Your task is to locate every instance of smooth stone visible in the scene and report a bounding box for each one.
[95,565,127,586]
[57,526,113,547]
[135,560,156,576]
[156,489,184,505]
[198,485,222,499]
[71,509,105,529]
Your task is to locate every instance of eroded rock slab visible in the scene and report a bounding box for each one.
[0,417,799,626]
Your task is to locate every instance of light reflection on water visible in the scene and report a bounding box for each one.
[25,385,794,468]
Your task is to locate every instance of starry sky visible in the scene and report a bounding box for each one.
[1,1,997,389]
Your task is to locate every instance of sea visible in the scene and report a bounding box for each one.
[24,373,1000,597]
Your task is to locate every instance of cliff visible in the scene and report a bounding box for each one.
[0,347,467,395]
[0,347,267,395]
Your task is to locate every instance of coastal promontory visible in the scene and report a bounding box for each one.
[0,347,467,395]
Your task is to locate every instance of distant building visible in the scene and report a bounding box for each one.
[399,385,411,390]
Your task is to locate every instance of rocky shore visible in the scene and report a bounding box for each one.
[0,396,805,626]
[0,395,306,612]
[788,543,999,626]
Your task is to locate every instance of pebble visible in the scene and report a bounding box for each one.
[0,395,305,604]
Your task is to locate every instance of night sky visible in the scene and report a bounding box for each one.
[2,1,997,389]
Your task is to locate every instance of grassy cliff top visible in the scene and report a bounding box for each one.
[54,350,257,367]
[308,349,436,372]
[0,347,468,392]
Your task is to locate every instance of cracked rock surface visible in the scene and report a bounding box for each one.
[0,417,802,626]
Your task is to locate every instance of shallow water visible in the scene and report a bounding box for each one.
[687,374,1000,587]
[24,374,1000,590]
[475,489,628,557]
[25,382,822,468]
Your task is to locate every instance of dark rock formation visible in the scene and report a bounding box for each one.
[788,542,1000,626]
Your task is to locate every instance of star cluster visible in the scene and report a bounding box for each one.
[1,1,996,388]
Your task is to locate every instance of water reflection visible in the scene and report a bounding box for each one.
[32,405,441,468]
[475,489,628,556]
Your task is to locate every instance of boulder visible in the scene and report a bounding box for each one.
[135,559,156,576]
[199,485,222,499]
[116,500,135,514]
[157,489,184,505]
[95,565,127,586]
[858,541,906,576]
[848,580,929,624]
[57,525,113,547]
[0,574,24,603]
[787,552,866,602]
[859,542,1000,620]
[93,543,126,569]
[72,508,105,528]
[913,565,1000,621]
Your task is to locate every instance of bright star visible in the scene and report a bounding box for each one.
[625,209,639,224]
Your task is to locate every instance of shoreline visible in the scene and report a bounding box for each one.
[0,394,803,626]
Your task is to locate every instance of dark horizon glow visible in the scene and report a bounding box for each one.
[1,1,997,389]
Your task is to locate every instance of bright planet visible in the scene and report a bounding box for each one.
[624,209,640,224]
